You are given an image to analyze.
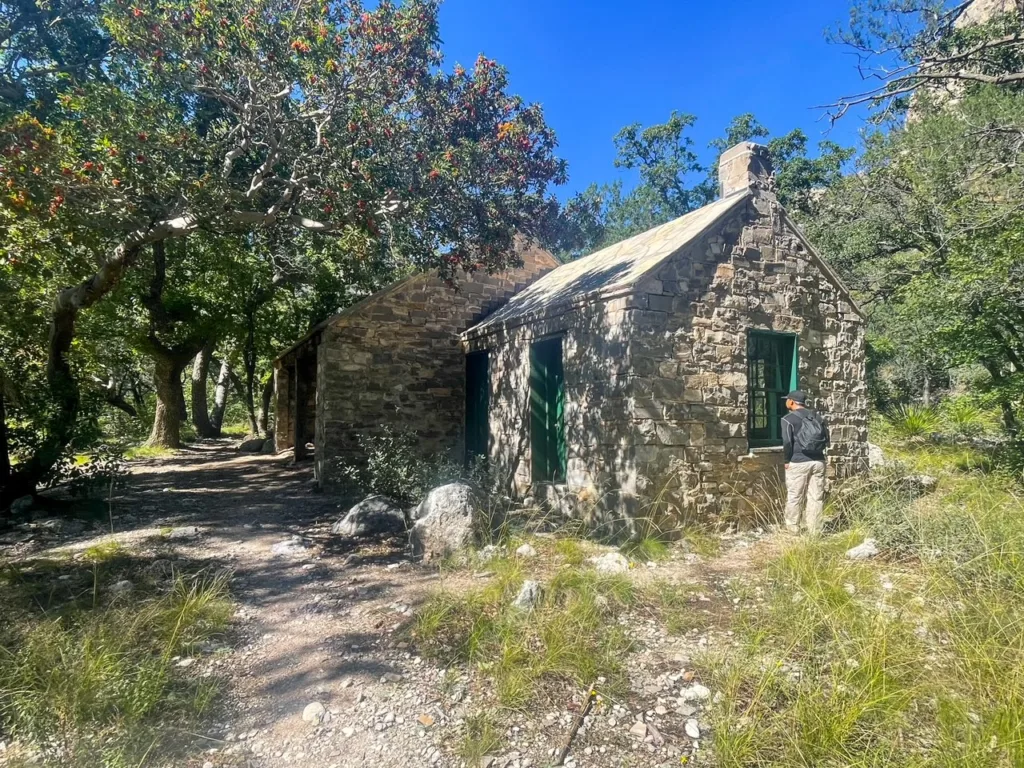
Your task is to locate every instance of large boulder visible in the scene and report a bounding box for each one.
[237,436,266,453]
[332,496,406,537]
[410,483,495,562]
[9,495,34,516]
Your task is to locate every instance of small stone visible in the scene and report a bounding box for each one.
[628,721,648,739]
[382,672,403,683]
[512,580,543,610]
[342,727,355,738]
[680,683,711,702]
[302,702,327,724]
[685,719,701,739]
[655,705,668,716]
[515,543,538,558]
[417,714,435,727]
[647,721,665,747]
[176,657,196,668]
[110,579,134,596]
[589,552,630,574]
[203,762,214,768]
[846,539,879,560]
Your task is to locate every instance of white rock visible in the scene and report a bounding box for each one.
[685,719,701,739]
[515,543,538,558]
[410,483,497,562]
[302,702,327,724]
[589,552,630,574]
[680,683,711,702]
[846,539,879,560]
[628,721,648,738]
[109,579,134,595]
[867,442,887,470]
[512,580,543,611]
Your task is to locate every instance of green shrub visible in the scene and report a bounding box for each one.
[42,445,128,498]
[939,396,998,439]
[332,427,464,503]
[885,403,940,440]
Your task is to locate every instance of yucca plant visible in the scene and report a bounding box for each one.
[885,403,941,440]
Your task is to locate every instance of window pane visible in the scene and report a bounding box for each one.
[748,331,797,447]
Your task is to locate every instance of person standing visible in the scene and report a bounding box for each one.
[781,390,830,535]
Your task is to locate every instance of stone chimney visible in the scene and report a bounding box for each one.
[719,142,775,199]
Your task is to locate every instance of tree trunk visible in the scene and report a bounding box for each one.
[147,354,187,448]
[191,342,217,438]
[1,240,150,507]
[0,370,10,490]
[982,359,1020,437]
[242,309,261,436]
[176,374,188,423]
[210,359,230,433]
[258,373,274,435]
[228,368,259,435]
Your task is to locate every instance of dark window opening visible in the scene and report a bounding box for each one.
[748,331,798,447]
[530,337,566,482]
[465,351,489,465]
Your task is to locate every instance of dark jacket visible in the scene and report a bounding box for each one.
[782,407,829,463]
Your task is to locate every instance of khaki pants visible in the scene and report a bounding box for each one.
[784,460,826,534]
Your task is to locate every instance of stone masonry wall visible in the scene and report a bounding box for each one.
[630,195,867,524]
[315,245,558,488]
[464,293,642,536]
[468,196,868,528]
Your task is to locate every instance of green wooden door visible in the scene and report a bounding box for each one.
[465,351,489,465]
[530,337,566,482]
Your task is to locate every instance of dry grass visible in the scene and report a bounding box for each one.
[0,553,233,767]
[707,446,1024,767]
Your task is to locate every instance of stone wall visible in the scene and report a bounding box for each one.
[464,294,641,536]
[466,195,868,528]
[630,195,867,523]
[314,244,558,488]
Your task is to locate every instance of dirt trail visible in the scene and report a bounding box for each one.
[7,445,777,767]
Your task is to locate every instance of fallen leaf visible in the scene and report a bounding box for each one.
[418,714,435,727]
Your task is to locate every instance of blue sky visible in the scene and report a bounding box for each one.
[438,0,875,200]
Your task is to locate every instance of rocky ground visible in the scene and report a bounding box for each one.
[0,445,780,768]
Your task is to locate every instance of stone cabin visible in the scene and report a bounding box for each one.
[275,142,869,527]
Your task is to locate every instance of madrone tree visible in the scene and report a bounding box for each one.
[0,0,566,503]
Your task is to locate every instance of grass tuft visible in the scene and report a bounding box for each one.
[0,568,232,767]
[457,712,505,766]
[710,450,1024,767]
[414,564,636,710]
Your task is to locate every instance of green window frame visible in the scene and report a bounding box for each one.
[747,330,798,448]
[530,336,566,483]
[465,351,489,465]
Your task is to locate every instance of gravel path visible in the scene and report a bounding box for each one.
[4,444,778,768]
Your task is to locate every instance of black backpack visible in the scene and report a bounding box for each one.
[795,411,828,456]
